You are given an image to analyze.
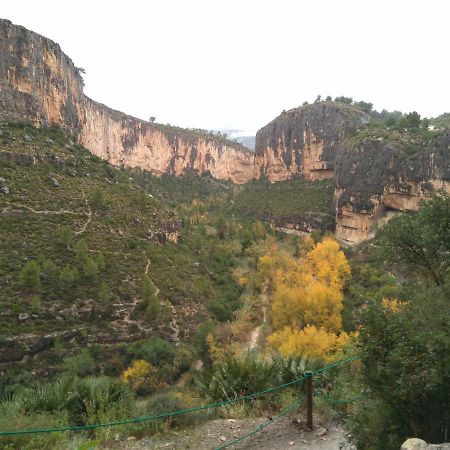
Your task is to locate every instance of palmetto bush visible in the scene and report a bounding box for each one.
[2,375,133,426]
[196,352,278,402]
[195,352,325,403]
[274,354,325,386]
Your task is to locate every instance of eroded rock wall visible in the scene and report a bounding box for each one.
[254,102,370,181]
[334,132,450,243]
[0,19,254,183]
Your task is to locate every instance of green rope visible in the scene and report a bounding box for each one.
[313,391,365,404]
[0,355,359,436]
[310,355,359,375]
[0,375,309,436]
[216,396,306,450]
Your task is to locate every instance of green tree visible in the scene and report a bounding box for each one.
[353,288,450,448]
[141,277,159,320]
[58,225,73,249]
[91,188,105,209]
[59,266,78,289]
[348,194,450,448]
[376,193,450,286]
[19,260,41,292]
[74,239,89,265]
[98,282,111,302]
[405,111,421,129]
[354,100,373,113]
[41,258,58,282]
[30,295,42,314]
[83,257,98,281]
[334,96,353,105]
[95,252,106,271]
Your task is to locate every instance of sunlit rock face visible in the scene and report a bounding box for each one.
[254,102,370,181]
[0,19,254,183]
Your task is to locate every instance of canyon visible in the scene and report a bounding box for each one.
[1,18,450,244]
[0,19,254,184]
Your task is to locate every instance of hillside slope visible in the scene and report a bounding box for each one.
[0,121,243,373]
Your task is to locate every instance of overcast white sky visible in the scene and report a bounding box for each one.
[2,0,450,133]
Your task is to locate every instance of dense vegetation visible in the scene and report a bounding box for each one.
[233,177,335,231]
[0,121,449,450]
[0,121,259,385]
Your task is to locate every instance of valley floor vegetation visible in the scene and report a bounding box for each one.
[0,122,449,449]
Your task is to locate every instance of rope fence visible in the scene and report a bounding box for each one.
[0,355,360,440]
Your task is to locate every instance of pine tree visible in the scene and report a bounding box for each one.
[58,225,73,249]
[19,260,41,292]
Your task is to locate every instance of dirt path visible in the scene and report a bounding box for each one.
[75,192,92,235]
[0,204,82,215]
[117,416,350,450]
[144,254,180,344]
[166,302,180,344]
[248,287,268,351]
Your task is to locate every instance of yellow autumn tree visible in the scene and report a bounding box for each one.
[267,325,350,362]
[307,237,351,290]
[270,283,307,329]
[121,359,167,395]
[267,237,351,361]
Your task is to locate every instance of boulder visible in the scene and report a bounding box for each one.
[401,438,450,449]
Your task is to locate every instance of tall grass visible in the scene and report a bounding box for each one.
[0,375,133,449]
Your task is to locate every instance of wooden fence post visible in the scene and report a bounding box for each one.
[305,371,313,430]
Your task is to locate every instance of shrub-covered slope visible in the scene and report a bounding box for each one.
[0,122,243,372]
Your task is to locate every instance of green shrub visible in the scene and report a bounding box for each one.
[195,352,280,402]
[19,260,41,292]
[63,350,96,377]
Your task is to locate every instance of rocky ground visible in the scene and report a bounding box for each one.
[113,415,350,450]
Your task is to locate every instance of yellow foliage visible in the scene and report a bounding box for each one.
[267,325,350,362]
[382,298,409,313]
[307,237,351,289]
[207,333,242,365]
[268,237,349,333]
[232,266,249,287]
[121,359,166,394]
[264,236,351,362]
[271,284,307,329]
[303,281,343,332]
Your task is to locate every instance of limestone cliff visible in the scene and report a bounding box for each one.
[0,19,254,183]
[254,102,370,181]
[335,131,450,243]
[256,103,450,244]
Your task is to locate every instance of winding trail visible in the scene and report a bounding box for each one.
[248,285,269,351]
[74,192,92,235]
[0,204,82,215]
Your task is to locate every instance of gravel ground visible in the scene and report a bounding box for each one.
[110,414,351,450]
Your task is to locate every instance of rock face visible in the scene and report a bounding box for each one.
[2,18,450,244]
[255,102,450,244]
[254,102,370,181]
[335,132,450,243]
[0,19,254,183]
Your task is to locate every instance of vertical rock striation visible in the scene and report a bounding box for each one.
[254,102,370,181]
[255,102,450,244]
[0,19,254,183]
[334,131,450,243]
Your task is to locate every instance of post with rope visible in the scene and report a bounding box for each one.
[305,371,313,430]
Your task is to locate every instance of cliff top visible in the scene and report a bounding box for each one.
[0,18,251,154]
